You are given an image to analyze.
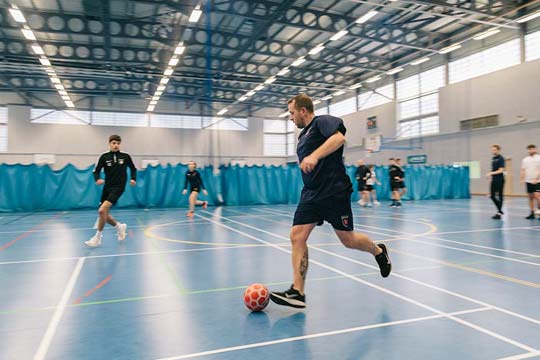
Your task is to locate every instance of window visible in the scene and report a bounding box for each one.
[31,108,90,125]
[525,30,540,62]
[454,161,481,179]
[396,66,443,138]
[449,39,520,84]
[92,111,147,127]
[263,119,293,156]
[150,114,202,129]
[0,107,7,152]
[329,96,357,117]
[358,84,394,110]
[202,117,248,131]
[315,105,329,116]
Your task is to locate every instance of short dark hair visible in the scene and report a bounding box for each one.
[527,144,536,149]
[188,160,197,166]
[389,158,394,161]
[288,94,314,113]
[491,144,501,150]
[109,135,121,143]
[396,158,401,161]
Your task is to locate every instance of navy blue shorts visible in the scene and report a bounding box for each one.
[293,193,353,231]
[100,187,124,205]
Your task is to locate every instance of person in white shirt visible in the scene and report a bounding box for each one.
[366,164,381,206]
[520,144,540,219]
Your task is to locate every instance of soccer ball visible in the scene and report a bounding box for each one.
[243,284,270,312]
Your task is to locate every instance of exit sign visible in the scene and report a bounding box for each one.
[408,155,427,164]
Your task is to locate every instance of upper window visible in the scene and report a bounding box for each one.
[525,30,540,62]
[329,96,357,117]
[0,107,7,152]
[358,84,394,110]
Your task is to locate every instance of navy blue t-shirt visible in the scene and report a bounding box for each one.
[296,115,352,202]
[491,155,505,180]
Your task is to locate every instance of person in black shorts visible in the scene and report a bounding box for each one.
[395,158,407,200]
[486,144,505,220]
[270,94,391,309]
[520,145,540,219]
[355,159,370,206]
[389,158,402,207]
[182,161,208,217]
[85,135,137,247]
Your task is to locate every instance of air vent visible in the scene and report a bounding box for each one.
[460,115,499,130]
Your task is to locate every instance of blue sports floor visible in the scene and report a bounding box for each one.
[1,197,540,360]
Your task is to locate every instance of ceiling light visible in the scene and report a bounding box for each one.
[50,77,61,84]
[246,90,256,97]
[21,27,36,41]
[157,85,166,91]
[54,84,64,90]
[277,68,290,76]
[39,57,51,66]
[254,84,265,91]
[61,95,70,101]
[189,6,203,23]
[356,10,378,24]
[439,44,462,54]
[411,57,430,65]
[238,96,248,102]
[58,90,68,96]
[164,68,174,76]
[291,57,306,67]
[147,105,155,112]
[9,7,26,23]
[330,30,348,41]
[168,57,179,66]
[154,91,163,96]
[348,83,363,90]
[32,45,44,55]
[333,90,346,96]
[217,108,228,115]
[174,45,186,55]
[279,111,289,117]
[308,45,325,55]
[160,77,170,85]
[150,100,157,105]
[313,100,322,105]
[152,96,160,101]
[473,28,500,40]
[65,101,74,108]
[366,75,382,83]
[264,77,276,84]
[516,10,540,23]
[321,95,333,101]
[386,67,404,75]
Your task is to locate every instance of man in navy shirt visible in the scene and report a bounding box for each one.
[270,94,392,309]
[486,144,505,219]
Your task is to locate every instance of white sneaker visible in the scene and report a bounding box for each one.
[84,234,102,248]
[358,201,366,206]
[374,201,381,206]
[367,203,373,207]
[117,223,127,241]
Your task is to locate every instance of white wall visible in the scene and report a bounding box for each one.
[0,105,286,169]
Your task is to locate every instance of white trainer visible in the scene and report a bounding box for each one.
[84,234,102,248]
[117,223,127,241]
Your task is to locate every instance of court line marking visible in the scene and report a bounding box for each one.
[197,212,537,353]
[156,307,492,360]
[204,212,540,327]
[0,213,63,251]
[33,257,85,360]
[73,275,112,305]
[498,351,540,360]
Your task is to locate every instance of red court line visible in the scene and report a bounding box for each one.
[0,212,63,252]
[73,275,113,305]
[128,230,134,237]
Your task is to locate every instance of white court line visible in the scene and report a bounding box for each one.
[156,307,491,360]
[497,351,540,360]
[33,257,86,360]
[197,212,537,353]
[205,211,540,327]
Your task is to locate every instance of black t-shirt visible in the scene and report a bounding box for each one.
[93,151,137,189]
[389,164,402,184]
[297,115,352,202]
[491,155,505,181]
[184,170,205,190]
[355,165,370,184]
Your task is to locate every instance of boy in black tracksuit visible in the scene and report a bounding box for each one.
[85,134,137,247]
[182,161,208,217]
[389,158,403,207]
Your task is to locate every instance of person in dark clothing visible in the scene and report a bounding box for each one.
[182,161,208,217]
[395,158,407,202]
[487,144,505,219]
[85,134,137,247]
[270,94,391,309]
[389,158,402,207]
[355,159,370,206]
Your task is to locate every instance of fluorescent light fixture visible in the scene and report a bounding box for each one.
[321,95,333,101]
[217,108,228,115]
[21,27,36,41]
[61,95,70,101]
[150,100,158,105]
[9,7,26,23]
[157,85,166,91]
[516,10,540,23]
[54,84,64,90]
[348,83,363,90]
[333,90,346,96]
[308,45,325,55]
[411,57,430,65]
[65,101,74,108]
[160,77,170,85]
[254,84,265,91]
[277,68,290,76]
[32,45,44,55]
[58,90,67,96]
[473,28,500,40]
[313,100,322,105]
[356,10,378,24]
[50,77,61,84]
[39,57,51,66]
[246,90,256,97]
[291,57,306,67]
[174,45,186,55]
[330,30,348,41]
[279,111,289,117]
[366,75,382,83]
[164,68,174,76]
[264,77,276,84]
[147,105,155,112]
[189,6,203,23]
[238,96,248,102]
[386,67,404,75]
[45,67,55,73]
[439,44,462,54]
[168,57,179,66]
[152,96,160,101]
[154,91,163,96]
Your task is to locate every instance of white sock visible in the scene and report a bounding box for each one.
[96,230,103,237]
[115,223,122,229]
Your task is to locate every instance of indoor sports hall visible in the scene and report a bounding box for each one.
[1,1,540,359]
